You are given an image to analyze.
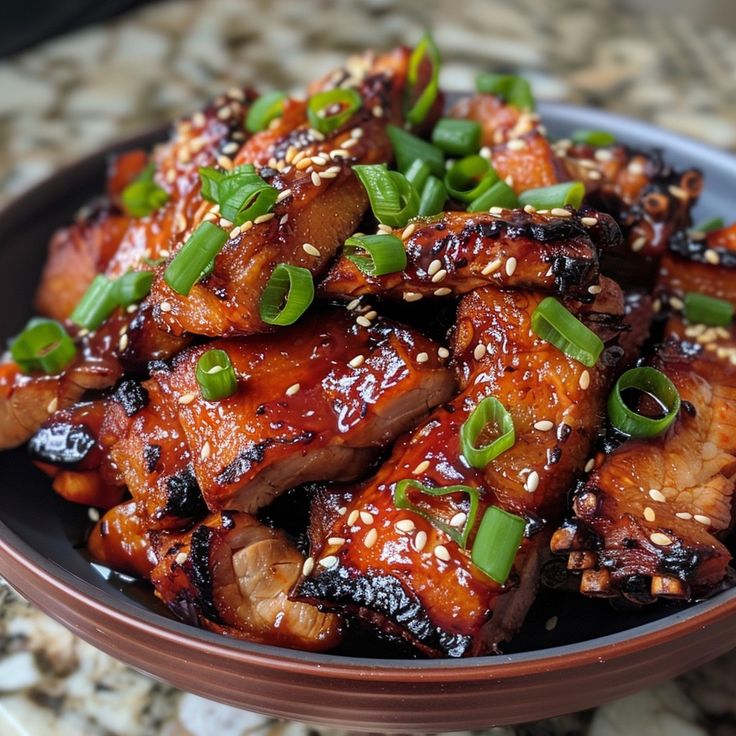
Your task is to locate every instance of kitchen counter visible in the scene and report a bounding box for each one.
[1,0,736,733]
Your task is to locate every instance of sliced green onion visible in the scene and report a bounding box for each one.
[195,349,238,401]
[404,159,431,192]
[10,318,76,375]
[121,164,169,218]
[460,397,515,469]
[259,263,314,326]
[245,91,287,133]
[353,164,419,227]
[307,88,362,135]
[475,73,535,111]
[344,234,407,276]
[471,506,526,584]
[571,130,616,147]
[693,217,725,234]
[115,271,154,307]
[532,297,604,367]
[445,155,498,203]
[387,125,445,177]
[518,181,585,211]
[198,164,277,226]
[607,367,681,438]
[431,118,481,156]
[164,222,229,296]
[393,479,479,548]
[683,292,733,326]
[69,275,118,331]
[467,180,519,212]
[417,175,447,216]
[405,32,441,126]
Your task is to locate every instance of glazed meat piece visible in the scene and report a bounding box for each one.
[320,208,619,303]
[148,512,343,651]
[30,309,454,519]
[552,341,736,602]
[297,281,629,656]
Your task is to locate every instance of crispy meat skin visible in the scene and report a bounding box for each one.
[297,282,627,656]
[320,208,620,303]
[148,512,343,651]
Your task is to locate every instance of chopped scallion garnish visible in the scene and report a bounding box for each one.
[404,159,431,192]
[115,271,155,307]
[10,318,76,375]
[353,164,419,227]
[431,118,481,156]
[467,180,519,212]
[571,130,616,147]
[387,125,445,177]
[195,349,238,401]
[475,73,535,111]
[307,88,362,135]
[70,275,119,331]
[259,263,314,326]
[417,175,447,216]
[445,155,498,203]
[683,292,733,327]
[405,33,441,126]
[245,91,287,133]
[471,506,526,584]
[121,164,169,218]
[518,181,585,211]
[460,397,515,469]
[164,222,229,296]
[344,234,407,276]
[692,217,725,234]
[198,164,277,226]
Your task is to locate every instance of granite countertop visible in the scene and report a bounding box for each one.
[1,0,736,734]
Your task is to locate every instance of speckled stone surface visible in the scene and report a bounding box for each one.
[1,0,736,734]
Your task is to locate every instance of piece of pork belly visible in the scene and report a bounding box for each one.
[297,281,629,657]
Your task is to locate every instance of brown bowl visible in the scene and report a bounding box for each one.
[1,102,736,732]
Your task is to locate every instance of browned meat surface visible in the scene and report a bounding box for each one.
[320,208,620,303]
[297,281,628,656]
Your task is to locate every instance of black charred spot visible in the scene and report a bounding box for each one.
[525,513,545,537]
[28,423,97,468]
[164,465,207,518]
[144,444,162,473]
[623,538,638,549]
[255,404,267,415]
[186,525,221,623]
[550,255,597,300]
[681,400,697,417]
[110,379,149,417]
[547,447,562,465]
[556,423,572,442]
[657,543,702,580]
[621,574,654,604]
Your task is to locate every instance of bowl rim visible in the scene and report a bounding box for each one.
[2,100,736,679]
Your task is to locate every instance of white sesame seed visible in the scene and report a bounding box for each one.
[545,616,558,632]
[587,170,602,180]
[276,188,292,203]
[47,397,59,414]
[650,532,672,546]
[431,269,448,283]
[348,355,365,368]
[438,347,450,359]
[175,552,188,565]
[309,128,326,141]
[631,236,647,252]
[523,204,537,214]
[227,225,241,239]
[364,310,378,320]
[694,514,711,526]
[356,315,371,328]
[200,441,211,460]
[351,128,364,139]
[489,206,505,216]
[579,370,591,390]
[649,489,666,503]
[346,298,361,311]
[473,343,487,360]
[427,259,443,276]
[302,243,321,257]
[192,111,206,127]
[669,296,684,310]
[342,138,359,149]
[594,149,613,162]
[337,506,347,516]
[676,512,693,520]
[584,458,595,473]
[218,217,233,229]
[217,155,234,171]
[505,257,517,277]
[628,160,645,175]
[178,392,196,405]
[403,292,423,302]
[87,507,100,522]
[319,555,339,569]
[434,544,451,561]
[434,287,452,296]
[479,146,492,159]
[416,352,429,364]
[581,216,599,227]
[643,506,656,522]
[413,460,430,475]
[482,259,503,276]
[364,528,378,548]
[550,207,572,217]
[668,184,688,200]
[704,249,720,265]
[507,139,526,151]
[311,155,328,166]
[285,383,301,396]
[203,212,216,222]
[525,470,540,493]
[328,537,346,546]
[401,223,416,240]
[347,510,359,526]
[450,512,467,528]
[588,285,602,295]
[330,149,350,159]
[360,511,374,525]
[534,420,554,431]
[376,223,392,234]
[118,334,129,352]
[413,531,428,552]
[254,212,275,225]
[319,170,338,180]
[396,519,416,533]
[302,557,315,576]
[310,171,322,186]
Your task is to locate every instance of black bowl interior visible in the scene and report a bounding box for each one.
[1,101,736,663]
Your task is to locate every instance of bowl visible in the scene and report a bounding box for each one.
[1,102,735,732]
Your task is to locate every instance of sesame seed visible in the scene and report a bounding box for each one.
[479,146,492,159]
[356,315,371,327]
[328,537,346,546]
[427,259,442,276]
[668,184,688,200]
[319,170,339,180]
[285,383,301,396]
[473,343,487,360]
[588,285,602,295]
[534,420,554,431]
[649,489,666,503]
[192,111,206,127]
[396,519,416,533]
[309,171,323,187]
[364,528,378,548]
[434,287,452,296]
[302,243,321,257]
[346,299,361,311]
[489,206,505,216]
[178,392,196,405]
[550,207,572,217]
[505,257,517,277]
[416,352,429,364]
[203,212,216,222]
[581,216,599,227]
[376,223,393,234]
[319,555,339,569]
[166,169,176,184]
[218,217,233,229]
[401,223,416,241]
[431,269,448,283]
[523,204,537,214]
[579,370,591,390]
[694,514,711,526]
[631,236,647,252]
[650,532,672,546]
[200,441,211,460]
[348,354,365,368]
[347,510,359,526]
[360,511,374,525]
[507,139,526,151]
[217,155,234,170]
[351,128,364,139]
[438,347,450,359]
[628,160,645,175]
[587,170,602,180]
[118,334,129,352]
[302,557,315,576]
[222,142,239,156]
[276,188,292,203]
[217,106,233,120]
[704,249,720,265]
[311,155,327,166]
[525,471,540,493]
[482,259,503,276]
[413,460,430,475]
[47,397,59,414]
[337,507,347,516]
[254,212,275,225]
[330,149,350,159]
[643,506,656,522]
[365,310,378,320]
[87,507,100,522]
[229,225,241,239]
[175,552,188,565]
[584,458,595,473]
[594,149,613,162]
[279,214,288,226]
[676,512,692,520]
[342,138,359,149]
[669,296,684,310]
[545,616,558,632]
[434,545,451,561]
[372,105,383,117]
[413,531,428,552]
[309,128,326,141]
[450,512,467,528]
[403,292,423,302]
